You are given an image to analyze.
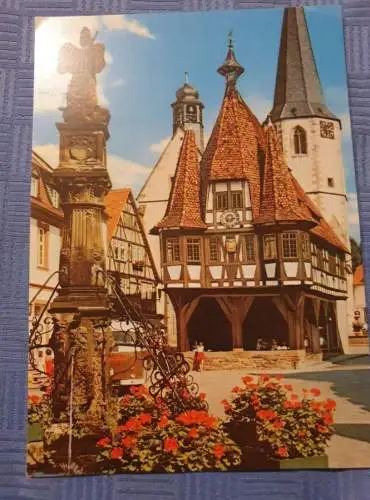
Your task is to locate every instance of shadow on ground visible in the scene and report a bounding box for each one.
[283,368,370,413]
[334,424,370,443]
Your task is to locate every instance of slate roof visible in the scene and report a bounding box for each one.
[152,130,206,232]
[270,7,339,122]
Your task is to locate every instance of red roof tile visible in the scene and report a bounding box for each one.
[153,130,206,232]
[104,189,130,240]
[200,86,265,217]
[255,124,313,224]
[354,264,364,285]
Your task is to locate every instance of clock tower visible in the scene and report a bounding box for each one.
[270,7,352,353]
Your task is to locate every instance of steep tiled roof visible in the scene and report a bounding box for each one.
[255,124,313,224]
[104,189,130,240]
[292,178,349,253]
[354,264,364,285]
[201,86,265,216]
[152,130,206,232]
[31,151,64,223]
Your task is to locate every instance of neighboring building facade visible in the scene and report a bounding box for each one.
[152,40,349,356]
[105,188,160,322]
[353,264,367,327]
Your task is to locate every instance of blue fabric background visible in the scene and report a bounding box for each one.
[0,0,369,498]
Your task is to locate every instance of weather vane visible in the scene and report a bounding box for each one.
[228,29,234,48]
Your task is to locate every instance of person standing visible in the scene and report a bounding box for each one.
[197,342,205,372]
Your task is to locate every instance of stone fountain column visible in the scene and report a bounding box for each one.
[48,28,113,444]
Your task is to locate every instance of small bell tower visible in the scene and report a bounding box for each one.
[172,72,205,152]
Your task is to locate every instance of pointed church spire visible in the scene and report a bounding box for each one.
[270,7,338,122]
[217,32,244,88]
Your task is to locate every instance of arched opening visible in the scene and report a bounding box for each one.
[293,126,307,154]
[243,298,289,350]
[188,298,232,351]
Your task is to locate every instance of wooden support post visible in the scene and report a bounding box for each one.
[175,296,201,352]
[215,296,254,350]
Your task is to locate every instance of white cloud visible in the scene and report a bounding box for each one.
[34,15,153,114]
[33,144,59,167]
[109,78,125,89]
[101,15,155,39]
[107,155,151,192]
[149,136,171,154]
[33,143,151,195]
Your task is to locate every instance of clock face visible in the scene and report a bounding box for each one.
[320,120,335,139]
[220,210,240,228]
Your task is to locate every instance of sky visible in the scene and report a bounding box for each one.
[32,6,361,241]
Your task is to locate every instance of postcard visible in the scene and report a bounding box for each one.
[28,6,369,476]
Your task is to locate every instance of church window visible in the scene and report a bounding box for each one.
[327,177,335,188]
[31,176,39,197]
[302,233,311,260]
[282,232,298,259]
[231,191,243,209]
[263,234,277,260]
[37,226,48,268]
[215,191,228,210]
[293,126,307,155]
[187,238,201,263]
[245,234,255,262]
[209,237,220,262]
[166,238,180,263]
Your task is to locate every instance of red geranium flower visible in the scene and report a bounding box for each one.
[138,413,152,425]
[316,424,327,433]
[273,420,285,429]
[97,437,111,447]
[188,428,199,438]
[199,392,206,401]
[283,400,293,409]
[242,375,254,385]
[158,416,169,429]
[310,401,322,412]
[323,413,333,425]
[111,447,123,459]
[284,384,293,391]
[259,374,270,382]
[257,409,277,421]
[122,436,137,449]
[310,388,321,397]
[163,437,178,453]
[275,374,284,381]
[232,386,241,394]
[297,431,306,437]
[291,394,298,401]
[212,443,226,459]
[29,394,40,405]
[324,399,336,410]
[277,447,289,458]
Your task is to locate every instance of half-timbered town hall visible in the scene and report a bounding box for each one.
[150,24,350,357]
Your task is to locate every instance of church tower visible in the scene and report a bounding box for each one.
[270,7,352,353]
[172,73,205,152]
[270,7,348,246]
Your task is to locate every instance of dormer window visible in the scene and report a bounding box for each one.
[293,126,307,155]
[231,191,243,209]
[281,232,298,259]
[215,191,228,210]
[166,238,180,263]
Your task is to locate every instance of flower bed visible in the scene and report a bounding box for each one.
[96,386,242,473]
[222,374,336,462]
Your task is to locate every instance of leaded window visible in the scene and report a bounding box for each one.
[166,238,180,263]
[187,238,201,263]
[209,237,219,262]
[215,191,228,210]
[282,232,298,259]
[231,191,243,209]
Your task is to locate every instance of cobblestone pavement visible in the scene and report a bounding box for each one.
[191,360,370,468]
